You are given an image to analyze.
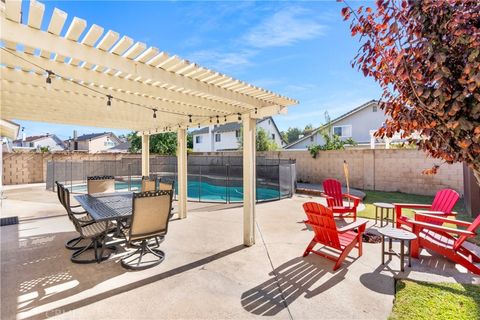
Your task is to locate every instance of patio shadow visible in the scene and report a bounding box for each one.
[1,220,246,320]
[241,256,348,316]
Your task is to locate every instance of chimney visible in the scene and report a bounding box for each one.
[73,130,78,151]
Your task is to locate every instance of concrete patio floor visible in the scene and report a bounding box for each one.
[1,184,479,320]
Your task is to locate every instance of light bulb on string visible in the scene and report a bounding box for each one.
[216,115,219,124]
[237,113,241,121]
[46,70,54,91]
[106,95,113,112]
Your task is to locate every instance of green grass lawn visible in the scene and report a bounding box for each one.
[390,280,480,320]
[357,190,479,244]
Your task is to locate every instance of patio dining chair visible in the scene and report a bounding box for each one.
[303,202,367,271]
[121,190,173,270]
[322,179,361,221]
[141,176,157,192]
[87,175,115,194]
[394,188,459,230]
[56,182,94,250]
[60,185,116,263]
[158,179,175,191]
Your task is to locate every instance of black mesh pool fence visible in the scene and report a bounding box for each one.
[46,155,296,203]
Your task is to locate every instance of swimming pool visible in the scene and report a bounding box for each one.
[68,180,280,202]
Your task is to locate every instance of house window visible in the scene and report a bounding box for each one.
[373,105,378,112]
[310,136,314,142]
[215,133,221,142]
[271,133,275,140]
[195,136,202,144]
[104,141,115,147]
[333,125,352,138]
[235,130,240,138]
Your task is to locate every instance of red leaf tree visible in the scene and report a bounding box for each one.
[341,0,480,183]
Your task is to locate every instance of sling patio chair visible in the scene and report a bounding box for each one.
[141,175,158,192]
[60,185,116,263]
[303,202,367,271]
[87,175,115,194]
[56,182,94,250]
[158,179,175,191]
[322,179,361,221]
[410,212,480,275]
[394,189,459,230]
[121,190,174,270]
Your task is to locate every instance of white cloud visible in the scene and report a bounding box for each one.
[187,49,256,71]
[243,7,325,48]
[186,6,326,72]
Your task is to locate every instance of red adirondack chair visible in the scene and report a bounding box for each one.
[394,189,459,229]
[303,202,367,271]
[322,179,361,221]
[410,212,480,275]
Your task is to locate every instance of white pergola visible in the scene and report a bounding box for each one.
[0,0,297,245]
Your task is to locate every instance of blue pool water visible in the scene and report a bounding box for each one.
[69,180,280,202]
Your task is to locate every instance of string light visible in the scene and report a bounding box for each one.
[106,94,112,111]
[237,113,241,121]
[45,70,54,85]
[1,48,259,130]
[198,123,200,128]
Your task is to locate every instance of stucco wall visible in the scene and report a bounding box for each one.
[193,132,211,152]
[257,119,284,147]
[214,131,239,151]
[2,149,464,197]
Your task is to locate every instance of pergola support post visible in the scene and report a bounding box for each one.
[243,115,256,246]
[177,128,188,219]
[141,134,150,176]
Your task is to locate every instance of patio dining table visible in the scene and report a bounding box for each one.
[74,192,133,222]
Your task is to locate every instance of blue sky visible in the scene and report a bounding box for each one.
[15,0,381,140]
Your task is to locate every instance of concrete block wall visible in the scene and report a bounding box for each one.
[2,149,464,196]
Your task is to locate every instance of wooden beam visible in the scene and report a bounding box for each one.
[0,51,245,115]
[177,128,187,219]
[242,114,256,246]
[141,134,150,176]
[1,16,289,108]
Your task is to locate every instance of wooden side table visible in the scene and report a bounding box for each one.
[373,202,395,227]
[378,226,417,272]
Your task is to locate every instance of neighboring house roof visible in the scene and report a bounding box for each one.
[75,132,112,141]
[13,134,65,149]
[191,116,287,144]
[191,127,209,135]
[285,100,378,149]
[105,141,131,152]
[213,122,241,133]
